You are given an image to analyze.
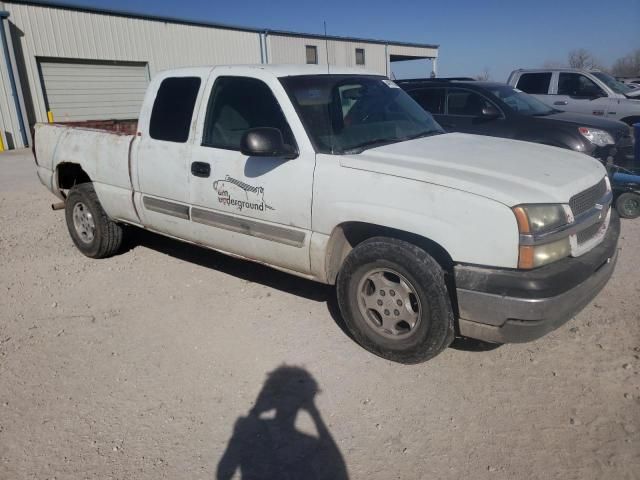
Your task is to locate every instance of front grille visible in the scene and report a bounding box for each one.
[570,179,607,217]
[577,221,603,245]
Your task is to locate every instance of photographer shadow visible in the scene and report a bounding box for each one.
[216,366,348,480]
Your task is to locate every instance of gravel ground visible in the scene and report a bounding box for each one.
[1,148,639,479]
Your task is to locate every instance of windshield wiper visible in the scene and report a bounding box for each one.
[402,129,443,141]
[531,111,555,116]
[344,137,400,154]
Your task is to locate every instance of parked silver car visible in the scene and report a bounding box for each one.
[508,69,640,126]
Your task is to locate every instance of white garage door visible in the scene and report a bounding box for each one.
[39,60,149,122]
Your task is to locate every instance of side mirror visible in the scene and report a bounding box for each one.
[240,127,297,159]
[481,104,501,118]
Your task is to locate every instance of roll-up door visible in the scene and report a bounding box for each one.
[38,59,148,122]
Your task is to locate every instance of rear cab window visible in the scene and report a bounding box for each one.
[149,77,202,142]
[515,72,552,94]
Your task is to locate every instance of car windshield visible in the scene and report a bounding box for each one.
[591,72,633,94]
[280,75,444,154]
[486,85,556,116]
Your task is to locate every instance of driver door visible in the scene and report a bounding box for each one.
[555,72,608,117]
[187,74,315,275]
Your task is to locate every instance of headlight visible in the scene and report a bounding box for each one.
[578,127,615,147]
[512,204,568,234]
[513,204,571,269]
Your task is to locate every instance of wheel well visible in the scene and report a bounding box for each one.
[56,163,91,190]
[325,222,458,316]
[620,116,640,127]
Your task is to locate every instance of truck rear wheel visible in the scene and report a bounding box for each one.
[64,183,123,258]
[336,237,454,364]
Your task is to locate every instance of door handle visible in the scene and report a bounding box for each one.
[554,101,568,106]
[191,161,211,178]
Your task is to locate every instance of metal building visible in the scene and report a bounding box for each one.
[0,0,439,150]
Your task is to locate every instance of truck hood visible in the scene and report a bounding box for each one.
[340,133,606,207]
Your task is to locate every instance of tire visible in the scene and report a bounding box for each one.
[336,237,454,364]
[616,192,640,219]
[64,183,123,258]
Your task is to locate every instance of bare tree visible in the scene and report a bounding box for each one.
[611,49,640,77]
[568,48,600,70]
[475,67,490,81]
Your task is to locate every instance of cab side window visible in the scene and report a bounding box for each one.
[557,73,603,98]
[202,76,295,150]
[447,89,495,116]
[516,72,552,94]
[149,77,201,143]
[407,88,445,115]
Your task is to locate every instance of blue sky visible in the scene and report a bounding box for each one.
[52,0,639,81]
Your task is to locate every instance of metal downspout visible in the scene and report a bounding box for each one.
[0,11,28,147]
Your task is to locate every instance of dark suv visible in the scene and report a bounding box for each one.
[397,78,635,166]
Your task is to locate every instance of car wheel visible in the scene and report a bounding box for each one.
[616,192,640,219]
[65,183,123,258]
[336,237,454,364]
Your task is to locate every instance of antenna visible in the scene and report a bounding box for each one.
[324,21,330,73]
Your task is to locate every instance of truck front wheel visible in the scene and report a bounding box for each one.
[615,192,640,219]
[336,237,454,364]
[64,183,123,258]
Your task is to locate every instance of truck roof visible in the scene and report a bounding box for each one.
[512,68,604,74]
[157,64,381,78]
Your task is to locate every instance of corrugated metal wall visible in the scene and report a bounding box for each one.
[268,34,389,75]
[6,1,262,124]
[0,1,438,149]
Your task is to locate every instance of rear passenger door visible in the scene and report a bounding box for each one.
[135,75,204,239]
[187,75,315,274]
[514,72,555,106]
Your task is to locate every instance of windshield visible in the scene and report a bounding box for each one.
[486,85,556,116]
[280,75,444,154]
[592,72,632,95]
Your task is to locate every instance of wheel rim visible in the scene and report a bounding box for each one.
[356,268,422,339]
[621,196,640,217]
[72,202,95,244]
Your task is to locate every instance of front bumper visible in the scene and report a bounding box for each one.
[455,212,620,343]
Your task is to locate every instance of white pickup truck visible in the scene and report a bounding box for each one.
[34,65,619,363]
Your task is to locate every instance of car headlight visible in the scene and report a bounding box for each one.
[513,204,571,269]
[578,127,615,147]
[513,204,568,234]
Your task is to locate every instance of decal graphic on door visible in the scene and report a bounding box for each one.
[213,175,274,212]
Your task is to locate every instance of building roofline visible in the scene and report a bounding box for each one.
[4,0,439,50]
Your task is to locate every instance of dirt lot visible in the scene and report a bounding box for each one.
[1,148,639,479]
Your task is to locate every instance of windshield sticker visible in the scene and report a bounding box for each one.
[382,79,400,88]
[213,175,274,212]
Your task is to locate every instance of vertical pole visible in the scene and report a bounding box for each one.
[384,44,389,77]
[634,122,640,169]
[431,58,438,78]
[0,12,29,148]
